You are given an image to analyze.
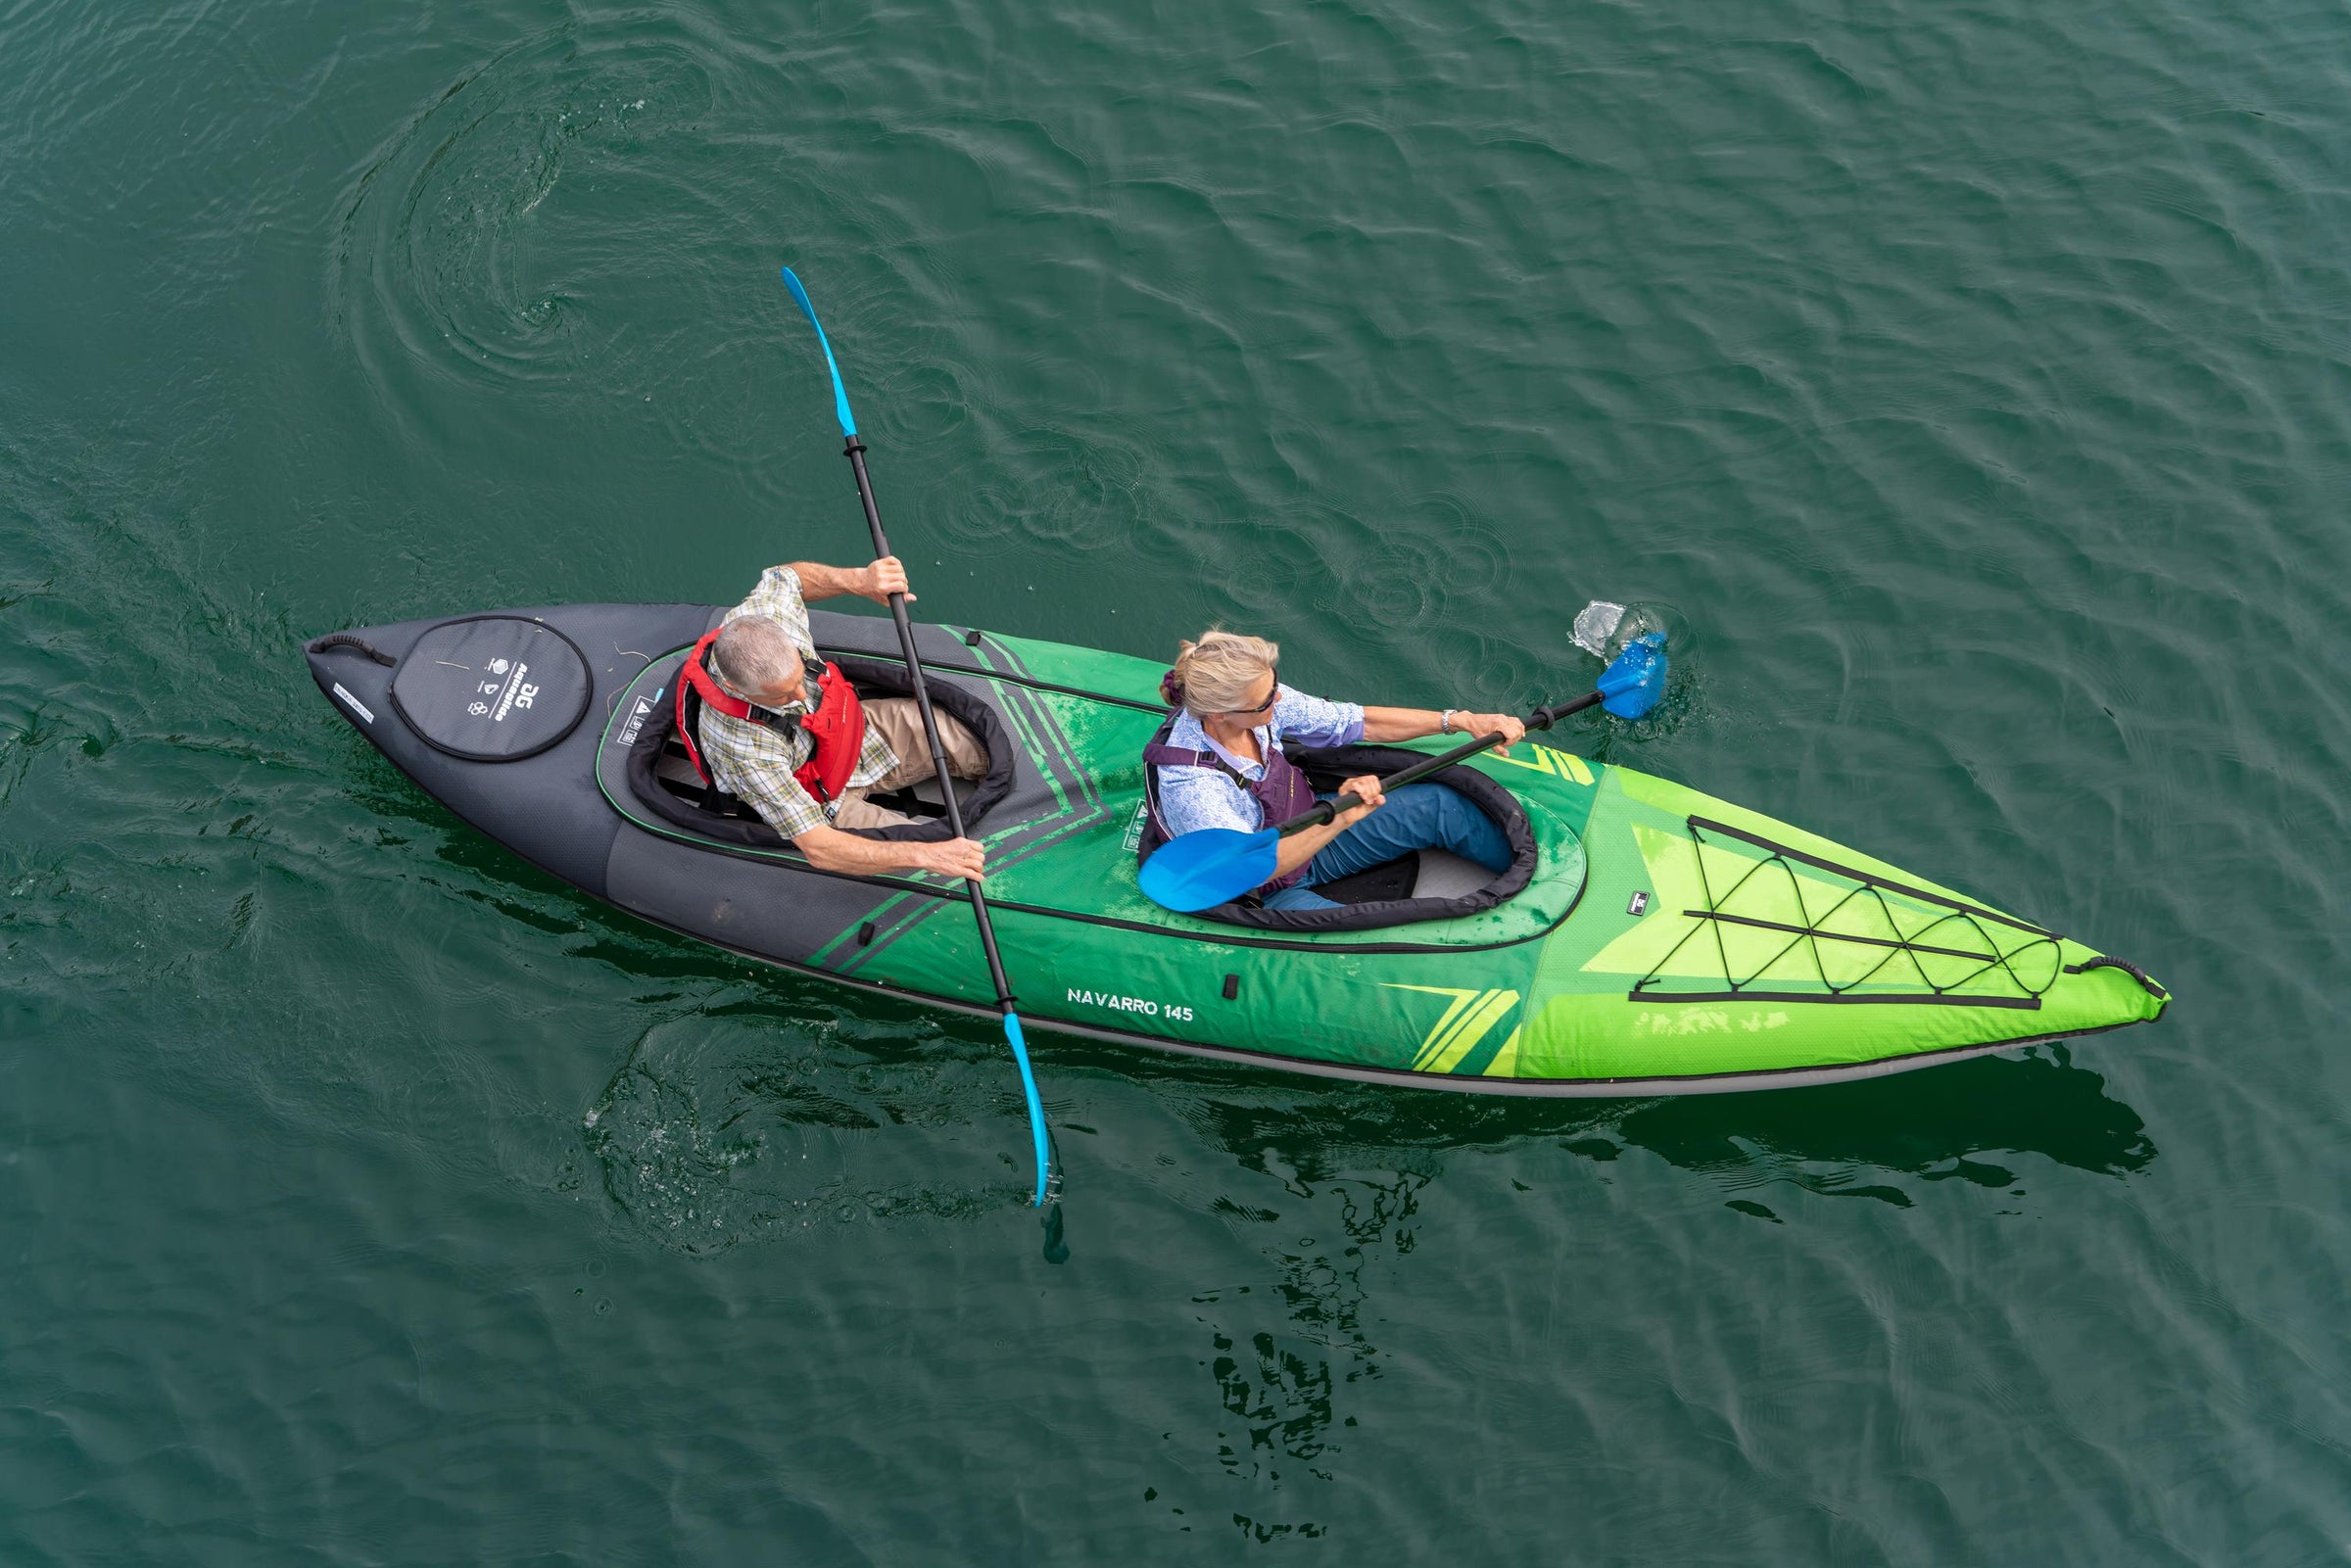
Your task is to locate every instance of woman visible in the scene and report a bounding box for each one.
[1140,632,1527,910]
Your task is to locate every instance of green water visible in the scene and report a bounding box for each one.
[4,0,2344,1560]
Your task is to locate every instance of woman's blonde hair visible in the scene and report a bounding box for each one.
[1170,630,1280,718]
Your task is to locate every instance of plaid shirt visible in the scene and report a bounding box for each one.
[696,566,899,839]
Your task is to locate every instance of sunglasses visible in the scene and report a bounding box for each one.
[1213,680,1280,718]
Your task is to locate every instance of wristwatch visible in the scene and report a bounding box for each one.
[1440,709,1456,735]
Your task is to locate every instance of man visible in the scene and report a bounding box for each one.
[682,556,986,882]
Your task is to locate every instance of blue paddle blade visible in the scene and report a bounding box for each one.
[1000,1012,1052,1207]
[1597,632,1668,718]
[778,266,859,439]
[1137,827,1282,913]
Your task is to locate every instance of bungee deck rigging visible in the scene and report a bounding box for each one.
[1628,815,2071,1010]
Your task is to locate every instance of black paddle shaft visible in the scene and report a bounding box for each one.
[841,436,1016,1010]
[1269,689,1604,834]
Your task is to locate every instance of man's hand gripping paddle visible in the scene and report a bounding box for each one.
[780,268,1058,1226]
[1138,635,1668,914]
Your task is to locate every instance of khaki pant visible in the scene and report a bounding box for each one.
[828,697,990,831]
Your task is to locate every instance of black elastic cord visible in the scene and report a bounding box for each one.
[1637,818,2064,1008]
[306,633,395,667]
[2064,956,2168,1000]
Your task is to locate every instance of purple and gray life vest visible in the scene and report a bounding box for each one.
[1138,710,1320,898]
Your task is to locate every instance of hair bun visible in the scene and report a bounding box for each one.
[1159,670,1185,706]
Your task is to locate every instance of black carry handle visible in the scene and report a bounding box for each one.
[1269,689,1604,834]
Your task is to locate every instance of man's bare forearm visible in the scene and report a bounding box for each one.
[783,558,909,608]
[796,823,922,874]
[784,561,863,601]
[793,823,980,881]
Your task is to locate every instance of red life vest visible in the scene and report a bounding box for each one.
[674,628,868,808]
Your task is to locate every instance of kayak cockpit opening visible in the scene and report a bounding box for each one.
[1148,741,1544,932]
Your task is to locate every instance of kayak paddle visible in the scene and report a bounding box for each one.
[1139,634,1668,914]
[779,267,1057,1212]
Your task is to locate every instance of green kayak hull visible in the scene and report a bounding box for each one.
[309,602,2169,1096]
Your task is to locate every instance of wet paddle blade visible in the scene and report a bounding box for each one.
[1137,827,1281,913]
[1598,632,1669,718]
[778,267,860,440]
[1000,1011,1053,1207]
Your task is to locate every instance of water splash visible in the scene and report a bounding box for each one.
[582,1010,1028,1253]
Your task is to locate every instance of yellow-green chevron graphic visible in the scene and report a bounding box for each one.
[1481,743,1594,786]
[1385,984,1523,1072]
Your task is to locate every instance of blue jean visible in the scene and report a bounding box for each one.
[1260,784,1512,911]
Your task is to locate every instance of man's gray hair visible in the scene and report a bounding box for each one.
[710,615,806,700]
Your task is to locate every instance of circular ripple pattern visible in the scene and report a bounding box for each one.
[328,17,854,496]
[338,26,708,389]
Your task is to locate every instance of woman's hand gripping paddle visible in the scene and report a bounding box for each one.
[781,268,1059,1226]
[1139,635,1668,914]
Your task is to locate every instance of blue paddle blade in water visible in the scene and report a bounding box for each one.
[999,1012,1052,1207]
[1598,633,1668,718]
[1137,826,1281,913]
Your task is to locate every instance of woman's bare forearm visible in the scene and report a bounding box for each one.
[1360,705,1445,742]
[1271,818,1350,879]
[1361,704,1521,752]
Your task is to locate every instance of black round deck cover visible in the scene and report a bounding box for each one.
[389,616,592,761]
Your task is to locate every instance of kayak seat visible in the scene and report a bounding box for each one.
[624,654,1019,850]
[1412,848,1502,900]
[1312,851,1421,906]
[1293,846,1489,904]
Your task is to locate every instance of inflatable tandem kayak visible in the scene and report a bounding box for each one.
[305,601,2168,1095]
